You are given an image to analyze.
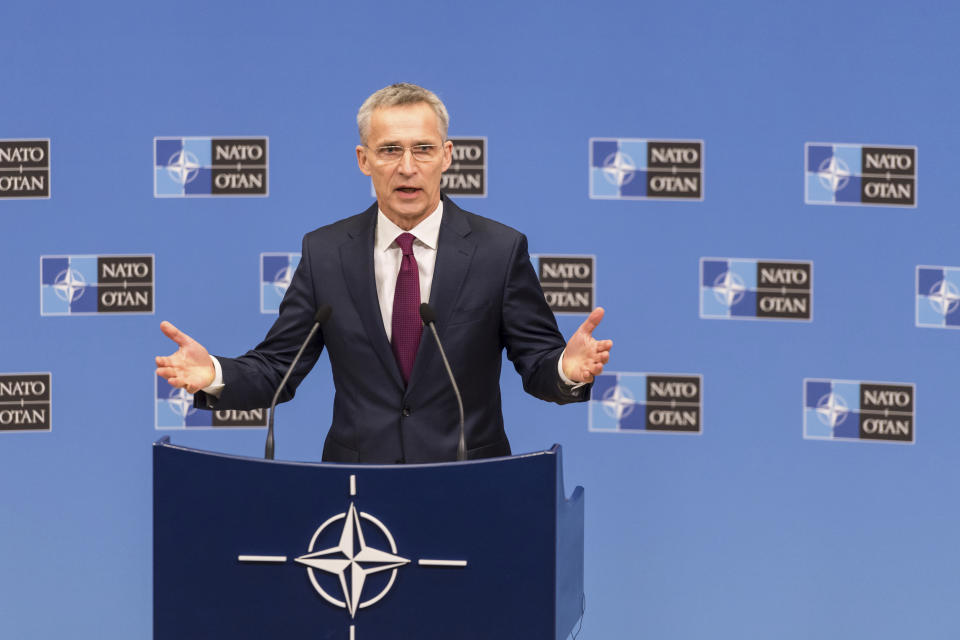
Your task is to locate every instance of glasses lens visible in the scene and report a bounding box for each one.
[412,145,437,160]
[377,146,403,161]
[374,145,439,162]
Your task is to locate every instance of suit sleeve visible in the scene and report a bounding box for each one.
[195,234,325,410]
[500,233,591,404]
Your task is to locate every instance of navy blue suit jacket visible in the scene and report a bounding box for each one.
[198,197,588,463]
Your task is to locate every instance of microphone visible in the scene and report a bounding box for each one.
[264,305,332,460]
[419,303,466,462]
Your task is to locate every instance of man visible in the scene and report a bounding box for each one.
[156,83,612,463]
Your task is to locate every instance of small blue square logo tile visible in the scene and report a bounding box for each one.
[261,253,301,313]
[917,265,960,329]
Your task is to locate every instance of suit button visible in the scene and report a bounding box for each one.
[401,407,411,417]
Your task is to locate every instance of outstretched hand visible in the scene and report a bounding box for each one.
[561,307,613,383]
[155,321,216,393]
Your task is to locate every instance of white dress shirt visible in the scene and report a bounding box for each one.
[374,200,443,341]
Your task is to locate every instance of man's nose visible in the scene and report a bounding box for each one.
[397,148,417,173]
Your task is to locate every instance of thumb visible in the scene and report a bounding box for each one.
[160,321,193,348]
[577,307,605,336]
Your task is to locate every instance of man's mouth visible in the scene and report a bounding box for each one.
[396,187,420,194]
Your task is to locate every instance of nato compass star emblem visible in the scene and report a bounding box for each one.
[817,155,851,192]
[816,392,849,430]
[927,279,960,316]
[272,265,294,296]
[167,387,197,420]
[712,270,746,307]
[165,149,201,185]
[602,151,636,187]
[53,268,86,303]
[296,502,409,616]
[238,475,467,639]
[601,384,635,420]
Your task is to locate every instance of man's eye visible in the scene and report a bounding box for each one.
[380,146,402,155]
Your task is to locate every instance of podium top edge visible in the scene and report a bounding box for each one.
[153,439,562,468]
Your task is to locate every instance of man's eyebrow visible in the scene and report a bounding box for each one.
[375,139,440,147]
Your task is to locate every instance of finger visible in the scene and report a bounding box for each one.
[156,366,181,380]
[166,376,198,393]
[576,307,605,337]
[155,355,176,367]
[594,339,613,352]
[160,320,193,348]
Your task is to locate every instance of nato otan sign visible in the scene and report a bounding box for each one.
[155,137,268,197]
[805,143,916,207]
[41,255,155,315]
[804,378,914,444]
[532,254,595,314]
[590,372,702,434]
[0,139,49,199]
[0,373,51,432]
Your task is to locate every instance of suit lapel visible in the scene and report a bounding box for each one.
[407,199,475,394]
[340,205,405,391]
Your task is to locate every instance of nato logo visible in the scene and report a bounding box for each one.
[238,475,466,640]
[532,254,595,314]
[701,258,812,321]
[804,379,914,444]
[155,375,268,429]
[917,265,960,329]
[0,373,51,432]
[590,372,702,434]
[41,255,154,316]
[0,139,49,199]
[805,142,916,207]
[261,252,301,314]
[154,137,268,197]
[589,138,703,200]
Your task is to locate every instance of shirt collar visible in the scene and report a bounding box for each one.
[375,199,444,252]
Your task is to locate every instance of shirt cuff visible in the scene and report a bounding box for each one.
[557,349,586,390]
[201,356,225,397]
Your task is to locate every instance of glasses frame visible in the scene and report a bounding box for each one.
[366,142,446,164]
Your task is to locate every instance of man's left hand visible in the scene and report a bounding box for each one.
[561,306,613,383]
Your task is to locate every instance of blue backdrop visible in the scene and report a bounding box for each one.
[2,1,958,638]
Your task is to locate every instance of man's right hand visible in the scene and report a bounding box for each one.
[155,321,216,394]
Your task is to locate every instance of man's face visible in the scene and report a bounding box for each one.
[356,102,453,230]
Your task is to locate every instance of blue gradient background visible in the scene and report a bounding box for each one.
[1,1,958,638]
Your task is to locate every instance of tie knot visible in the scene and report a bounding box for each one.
[395,233,416,256]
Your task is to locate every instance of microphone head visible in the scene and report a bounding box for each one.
[314,305,332,324]
[419,303,436,325]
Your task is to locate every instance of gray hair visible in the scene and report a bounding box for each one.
[357,83,450,144]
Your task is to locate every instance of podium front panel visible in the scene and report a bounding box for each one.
[154,442,575,640]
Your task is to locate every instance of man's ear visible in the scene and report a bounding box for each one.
[357,145,372,176]
[440,139,453,173]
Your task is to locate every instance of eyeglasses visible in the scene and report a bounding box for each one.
[368,144,442,163]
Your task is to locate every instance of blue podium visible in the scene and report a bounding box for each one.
[153,439,585,639]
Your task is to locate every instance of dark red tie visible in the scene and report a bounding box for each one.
[391,233,421,384]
